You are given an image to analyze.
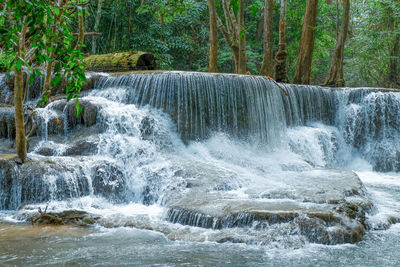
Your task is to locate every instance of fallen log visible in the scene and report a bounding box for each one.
[84,51,156,72]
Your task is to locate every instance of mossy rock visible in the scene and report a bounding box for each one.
[29,210,100,227]
[84,51,156,72]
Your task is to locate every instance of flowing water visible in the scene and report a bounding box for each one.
[0,72,400,266]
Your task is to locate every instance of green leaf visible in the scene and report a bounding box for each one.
[54,7,60,16]
[240,29,246,40]
[54,61,62,73]
[75,99,83,117]
[29,75,35,86]
[230,0,239,16]
[16,59,22,71]
[51,74,61,87]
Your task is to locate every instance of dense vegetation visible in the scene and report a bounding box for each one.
[73,0,399,88]
[1,0,399,87]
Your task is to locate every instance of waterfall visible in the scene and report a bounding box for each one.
[1,71,400,247]
[94,72,400,171]
[1,71,400,210]
[94,72,288,145]
[0,74,12,105]
[336,89,400,171]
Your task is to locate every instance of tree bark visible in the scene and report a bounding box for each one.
[386,2,400,88]
[293,0,318,84]
[14,23,28,163]
[274,0,289,82]
[217,0,244,73]
[76,9,85,49]
[237,0,247,74]
[388,35,400,87]
[259,0,274,76]
[207,0,218,72]
[92,0,104,55]
[324,0,350,87]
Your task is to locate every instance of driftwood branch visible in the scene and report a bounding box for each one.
[267,76,289,96]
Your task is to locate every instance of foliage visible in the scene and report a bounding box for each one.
[0,52,12,72]
[345,0,400,87]
[1,0,395,87]
[0,0,87,113]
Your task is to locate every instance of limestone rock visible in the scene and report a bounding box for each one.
[163,159,373,245]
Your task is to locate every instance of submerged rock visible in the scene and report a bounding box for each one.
[28,210,99,226]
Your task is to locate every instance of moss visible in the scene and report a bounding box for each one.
[80,217,95,226]
[308,212,339,223]
[29,210,99,227]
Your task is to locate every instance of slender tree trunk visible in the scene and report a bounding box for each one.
[237,0,247,74]
[274,0,289,82]
[92,0,104,55]
[207,0,218,72]
[77,10,85,49]
[388,35,400,88]
[386,2,400,88]
[43,9,63,101]
[324,0,350,87]
[15,23,28,163]
[293,0,318,84]
[217,0,240,73]
[255,14,264,43]
[128,1,132,37]
[259,0,274,76]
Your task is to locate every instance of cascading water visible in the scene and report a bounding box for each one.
[1,71,400,265]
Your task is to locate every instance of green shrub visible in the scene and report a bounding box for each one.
[0,53,12,72]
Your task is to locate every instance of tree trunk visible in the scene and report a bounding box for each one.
[387,2,400,88]
[14,69,26,162]
[274,0,289,82]
[233,46,239,73]
[388,35,400,88]
[14,23,28,163]
[293,0,318,84]
[237,0,247,74]
[324,0,350,87]
[207,0,218,72]
[92,0,104,55]
[259,0,274,76]
[77,10,85,49]
[217,0,241,73]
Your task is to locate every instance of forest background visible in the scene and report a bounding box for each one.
[1,0,399,88]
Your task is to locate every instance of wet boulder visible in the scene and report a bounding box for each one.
[64,139,99,156]
[0,158,91,210]
[36,99,100,136]
[139,116,156,141]
[92,161,129,203]
[66,100,99,128]
[0,158,18,210]
[0,107,15,139]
